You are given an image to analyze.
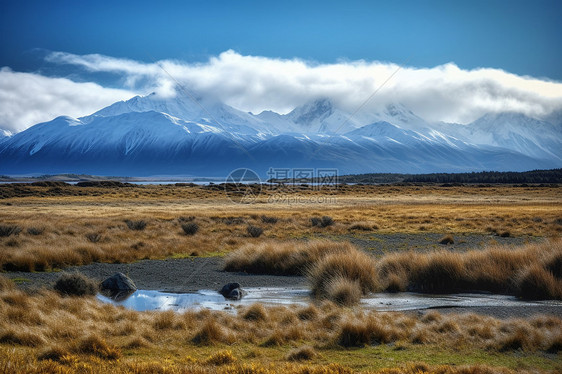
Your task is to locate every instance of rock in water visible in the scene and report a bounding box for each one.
[219,282,246,300]
[100,272,136,301]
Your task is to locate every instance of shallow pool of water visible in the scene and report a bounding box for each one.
[97,287,562,313]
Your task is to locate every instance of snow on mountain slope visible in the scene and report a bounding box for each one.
[433,113,562,161]
[90,92,271,136]
[542,109,562,127]
[0,92,560,177]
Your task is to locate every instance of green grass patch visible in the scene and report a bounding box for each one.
[11,277,31,284]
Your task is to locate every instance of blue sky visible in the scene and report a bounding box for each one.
[1,0,561,133]
[1,0,561,79]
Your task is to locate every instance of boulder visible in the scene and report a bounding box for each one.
[100,272,136,301]
[219,282,246,300]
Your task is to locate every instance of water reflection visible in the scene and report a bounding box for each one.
[97,287,561,312]
[97,287,310,312]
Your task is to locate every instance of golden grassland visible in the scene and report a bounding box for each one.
[1,184,562,372]
[0,184,561,271]
[0,275,561,374]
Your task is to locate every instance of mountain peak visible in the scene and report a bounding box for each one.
[288,98,334,125]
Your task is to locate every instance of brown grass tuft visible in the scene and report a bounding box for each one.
[336,320,372,347]
[325,275,362,306]
[286,345,317,361]
[515,264,562,300]
[308,248,378,300]
[409,251,463,293]
[543,248,562,278]
[224,240,355,275]
[53,272,98,297]
[311,216,334,228]
[0,224,22,237]
[125,219,147,231]
[242,304,268,321]
[191,319,226,345]
[247,225,263,238]
[438,235,454,245]
[181,222,199,235]
[76,335,121,359]
[204,350,237,365]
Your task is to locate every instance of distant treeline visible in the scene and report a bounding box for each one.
[337,169,562,184]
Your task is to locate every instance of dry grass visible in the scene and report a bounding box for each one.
[226,239,562,300]
[308,249,378,301]
[324,275,362,305]
[247,225,264,238]
[53,272,98,297]
[181,222,199,235]
[286,346,317,361]
[0,184,560,271]
[438,234,454,245]
[376,239,562,299]
[224,240,355,275]
[0,278,560,373]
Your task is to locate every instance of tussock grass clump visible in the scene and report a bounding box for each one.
[247,225,263,238]
[38,346,74,363]
[297,305,320,321]
[348,222,374,231]
[308,249,378,302]
[53,273,98,297]
[204,350,237,365]
[125,219,147,231]
[374,239,562,299]
[325,275,362,305]
[242,304,268,321]
[438,235,454,245]
[224,240,355,275]
[286,346,316,361]
[77,335,121,360]
[181,222,199,235]
[311,216,334,228]
[336,320,382,347]
[515,264,562,300]
[261,215,278,224]
[192,319,228,345]
[543,249,562,278]
[85,232,102,243]
[26,227,44,236]
[409,251,463,293]
[0,224,22,237]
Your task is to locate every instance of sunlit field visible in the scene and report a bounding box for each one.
[1,183,561,373]
[0,184,560,271]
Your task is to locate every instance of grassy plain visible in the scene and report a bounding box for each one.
[0,183,561,373]
[0,183,560,271]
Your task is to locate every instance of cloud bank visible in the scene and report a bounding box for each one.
[0,68,135,133]
[2,50,562,133]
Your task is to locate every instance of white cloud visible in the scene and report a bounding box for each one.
[0,67,135,133]
[2,50,562,133]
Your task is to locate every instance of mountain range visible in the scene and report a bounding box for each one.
[0,92,560,178]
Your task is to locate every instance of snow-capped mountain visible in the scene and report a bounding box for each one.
[433,113,562,161]
[0,92,560,177]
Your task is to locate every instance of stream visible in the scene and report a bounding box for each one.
[97,287,562,313]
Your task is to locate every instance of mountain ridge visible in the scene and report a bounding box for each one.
[0,92,560,177]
